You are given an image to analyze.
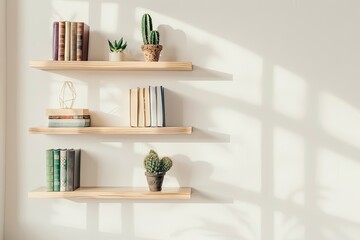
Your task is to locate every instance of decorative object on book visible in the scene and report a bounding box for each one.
[144,150,173,192]
[141,14,162,62]
[108,38,127,61]
[59,81,77,109]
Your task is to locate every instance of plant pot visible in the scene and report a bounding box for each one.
[141,44,163,62]
[109,52,125,61]
[145,172,165,191]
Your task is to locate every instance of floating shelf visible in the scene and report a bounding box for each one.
[29,61,193,71]
[28,126,193,135]
[28,187,192,200]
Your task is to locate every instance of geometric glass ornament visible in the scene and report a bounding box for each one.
[59,81,77,109]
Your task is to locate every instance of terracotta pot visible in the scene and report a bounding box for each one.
[145,172,165,191]
[141,44,163,62]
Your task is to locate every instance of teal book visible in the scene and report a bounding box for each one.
[66,149,75,191]
[53,149,60,191]
[74,149,81,190]
[60,149,67,192]
[46,149,54,192]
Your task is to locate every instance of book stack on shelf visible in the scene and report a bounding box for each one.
[130,86,166,127]
[46,108,91,127]
[53,21,90,61]
[46,149,81,192]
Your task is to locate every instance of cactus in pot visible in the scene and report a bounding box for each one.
[144,149,173,191]
[141,13,163,62]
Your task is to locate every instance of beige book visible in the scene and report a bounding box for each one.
[46,108,90,116]
[70,22,77,61]
[144,87,150,127]
[130,88,139,127]
[138,88,145,127]
[64,21,71,61]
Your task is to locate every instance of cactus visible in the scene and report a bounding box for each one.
[141,13,153,44]
[149,30,160,45]
[144,150,172,174]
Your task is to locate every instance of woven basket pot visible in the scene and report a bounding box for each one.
[141,44,163,62]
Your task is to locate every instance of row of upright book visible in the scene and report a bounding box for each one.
[130,86,166,127]
[46,149,81,192]
[53,21,90,61]
[46,108,91,127]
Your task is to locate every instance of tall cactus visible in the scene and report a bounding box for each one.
[141,13,153,44]
[149,30,160,45]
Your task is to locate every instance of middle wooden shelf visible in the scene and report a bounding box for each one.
[28,126,193,135]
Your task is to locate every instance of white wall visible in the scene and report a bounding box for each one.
[5,0,360,239]
[0,0,5,239]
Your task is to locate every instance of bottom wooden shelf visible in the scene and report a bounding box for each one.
[28,187,192,200]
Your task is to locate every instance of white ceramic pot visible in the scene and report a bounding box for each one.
[109,52,125,61]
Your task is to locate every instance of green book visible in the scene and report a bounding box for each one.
[60,149,67,192]
[46,149,54,192]
[53,149,60,192]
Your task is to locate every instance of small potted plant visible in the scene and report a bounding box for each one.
[141,13,162,62]
[144,150,172,191]
[108,38,127,61]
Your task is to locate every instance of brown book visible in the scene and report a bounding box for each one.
[144,87,151,127]
[70,22,77,61]
[130,88,139,127]
[138,88,145,127]
[83,24,90,61]
[64,21,71,61]
[58,21,65,61]
[76,22,84,61]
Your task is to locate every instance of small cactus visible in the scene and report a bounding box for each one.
[149,30,160,45]
[144,150,172,174]
[141,13,153,44]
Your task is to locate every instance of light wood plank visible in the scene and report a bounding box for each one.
[29,61,193,71]
[28,187,191,199]
[28,126,193,135]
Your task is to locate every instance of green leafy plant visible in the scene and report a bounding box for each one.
[108,38,127,53]
[144,150,173,174]
[141,13,160,45]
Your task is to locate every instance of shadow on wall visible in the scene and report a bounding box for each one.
[20,0,360,240]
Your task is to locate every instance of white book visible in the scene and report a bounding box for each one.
[149,86,157,127]
[156,86,163,127]
[60,149,67,192]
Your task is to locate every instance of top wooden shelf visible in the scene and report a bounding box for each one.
[29,61,193,71]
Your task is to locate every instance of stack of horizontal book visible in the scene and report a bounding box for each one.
[53,21,90,61]
[46,108,91,127]
[130,86,166,127]
[46,149,81,192]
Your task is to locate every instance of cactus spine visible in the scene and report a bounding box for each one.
[141,13,153,44]
[144,150,172,174]
[149,30,160,45]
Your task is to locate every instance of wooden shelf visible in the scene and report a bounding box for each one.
[28,126,193,135]
[29,61,193,71]
[28,187,191,199]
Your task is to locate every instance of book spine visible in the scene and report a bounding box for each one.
[58,21,65,61]
[138,88,145,127]
[52,22,59,61]
[60,149,67,192]
[70,22,77,61]
[53,149,60,191]
[48,122,91,127]
[74,149,81,190]
[156,86,163,127]
[49,115,91,119]
[46,108,90,116]
[66,149,75,191]
[83,24,89,61]
[48,119,91,124]
[150,86,157,127]
[130,88,139,127]
[145,87,151,127]
[64,21,71,61]
[161,86,166,127]
[76,22,84,61]
[46,149,54,192]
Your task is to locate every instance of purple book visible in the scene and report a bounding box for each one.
[53,22,59,61]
